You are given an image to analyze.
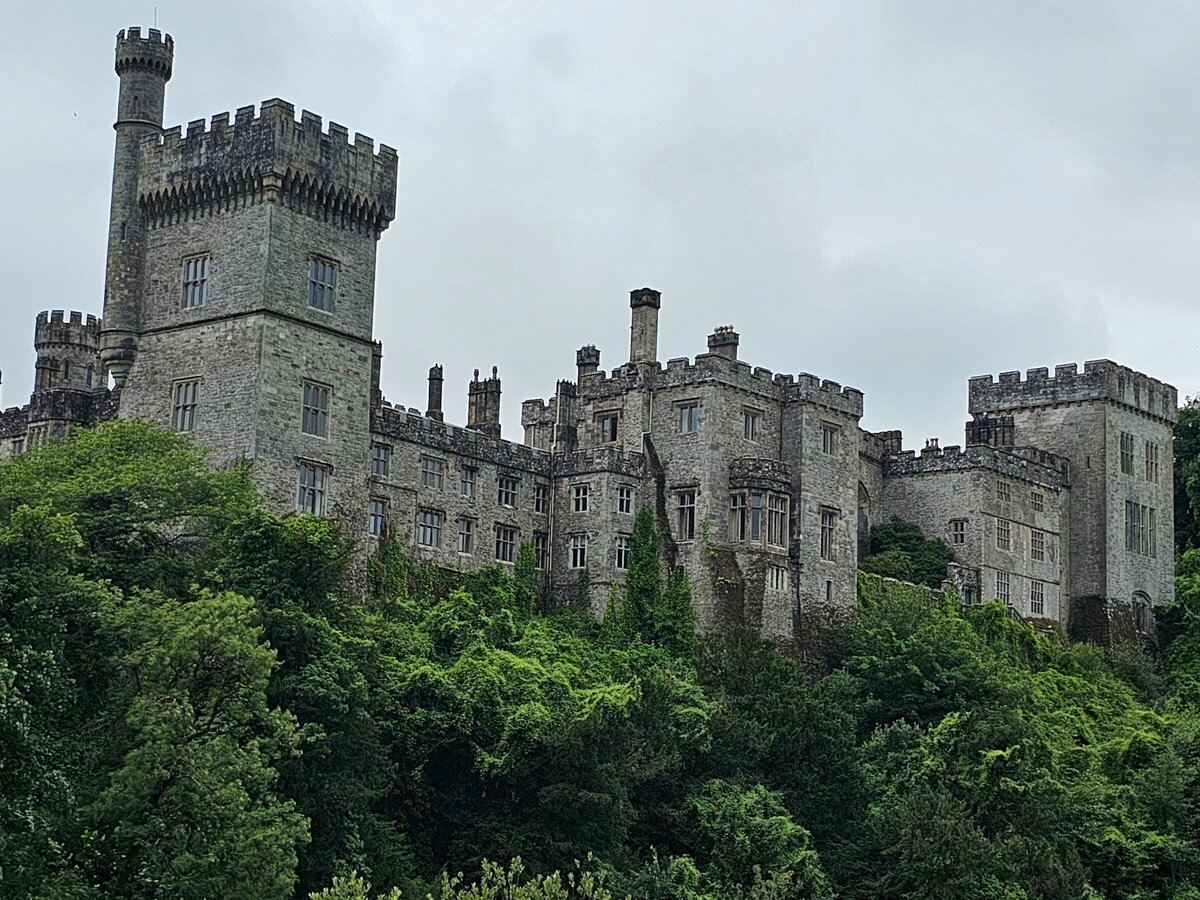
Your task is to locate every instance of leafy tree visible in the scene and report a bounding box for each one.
[1176,399,1200,551]
[860,518,954,589]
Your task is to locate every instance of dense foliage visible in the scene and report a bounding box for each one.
[860,517,956,589]
[4,422,1200,899]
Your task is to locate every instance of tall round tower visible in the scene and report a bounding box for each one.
[99,27,173,387]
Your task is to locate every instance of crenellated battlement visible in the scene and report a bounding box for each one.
[35,310,101,349]
[115,27,173,79]
[137,99,398,234]
[372,404,550,474]
[861,428,903,460]
[552,446,647,478]
[969,360,1178,424]
[572,352,862,417]
[884,442,1069,489]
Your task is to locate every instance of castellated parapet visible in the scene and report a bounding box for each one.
[883,443,1069,491]
[35,311,101,351]
[137,99,398,235]
[115,27,174,79]
[969,360,1178,424]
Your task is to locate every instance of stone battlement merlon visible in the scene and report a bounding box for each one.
[372,405,551,474]
[884,442,1069,490]
[35,310,102,348]
[521,398,557,427]
[137,99,398,233]
[969,359,1178,424]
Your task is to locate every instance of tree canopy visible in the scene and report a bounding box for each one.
[4,421,1200,899]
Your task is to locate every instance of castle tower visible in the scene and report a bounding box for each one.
[26,311,104,446]
[968,362,1177,639]
[100,27,173,387]
[97,26,397,524]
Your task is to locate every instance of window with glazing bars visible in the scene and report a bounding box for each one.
[1120,432,1134,475]
[302,382,330,437]
[570,533,588,568]
[677,490,696,541]
[534,532,548,569]
[1031,529,1045,561]
[370,443,390,477]
[618,485,633,514]
[417,509,442,547]
[768,564,787,591]
[496,525,517,562]
[951,519,966,544]
[457,517,474,554]
[572,483,589,512]
[615,535,630,570]
[1030,580,1045,615]
[368,499,387,536]
[499,475,519,507]
[420,456,444,489]
[461,465,476,498]
[307,257,336,311]
[820,508,837,560]
[767,494,787,546]
[534,483,548,513]
[996,518,1011,550]
[296,462,327,515]
[996,571,1011,606]
[172,379,200,432]
[182,255,209,308]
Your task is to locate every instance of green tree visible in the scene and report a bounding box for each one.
[81,589,309,899]
[860,518,954,589]
[1176,399,1200,551]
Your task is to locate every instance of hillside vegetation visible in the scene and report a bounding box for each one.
[4,422,1200,899]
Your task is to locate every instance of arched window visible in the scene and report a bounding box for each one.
[61,361,70,382]
[85,365,94,387]
[1132,592,1152,633]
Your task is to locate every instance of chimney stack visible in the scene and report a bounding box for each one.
[706,325,739,361]
[629,287,661,364]
[426,364,444,421]
[576,344,600,381]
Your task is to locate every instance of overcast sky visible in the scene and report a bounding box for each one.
[4,1,1200,445]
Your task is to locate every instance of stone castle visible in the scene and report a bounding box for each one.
[0,28,1178,641]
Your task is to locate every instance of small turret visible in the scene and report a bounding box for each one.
[467,366,502,440]
[33,311,102,393]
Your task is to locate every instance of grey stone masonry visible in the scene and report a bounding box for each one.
[882,442,1069,620]
[0,26,1181,647]
[968,361,1176,637]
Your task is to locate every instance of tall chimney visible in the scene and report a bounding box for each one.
[629,287,661,364]
[426,364,444,421]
